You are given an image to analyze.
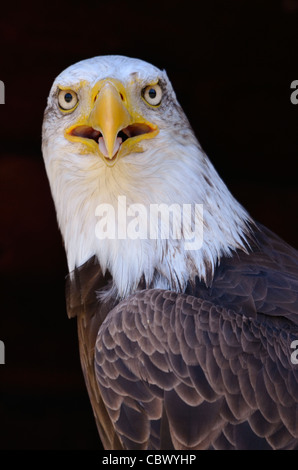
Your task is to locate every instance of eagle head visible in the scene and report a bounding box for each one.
[42,55,251,298]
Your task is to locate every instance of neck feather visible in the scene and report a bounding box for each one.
[44,137,252,298]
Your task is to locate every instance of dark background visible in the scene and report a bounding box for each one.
[0,0,297,449]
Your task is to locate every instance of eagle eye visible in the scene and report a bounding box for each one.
[58,89,78,111]
[142,84,162,106]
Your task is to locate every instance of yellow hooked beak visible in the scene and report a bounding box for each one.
[65,79,159,167]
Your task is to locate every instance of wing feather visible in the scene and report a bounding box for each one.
[67,224,298,450]
[94,287,298,449]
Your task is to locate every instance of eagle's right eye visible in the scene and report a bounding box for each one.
[58,89,78,112]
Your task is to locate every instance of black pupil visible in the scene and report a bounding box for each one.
[148,88,157,99]
[65,92,73,103]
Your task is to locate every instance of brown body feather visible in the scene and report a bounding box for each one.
[66,223,298,449]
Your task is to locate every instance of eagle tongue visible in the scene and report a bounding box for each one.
[98,136,122,159]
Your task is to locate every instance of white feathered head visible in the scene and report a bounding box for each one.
[42,55,251,297]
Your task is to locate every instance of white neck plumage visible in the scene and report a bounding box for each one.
[43,131,252,299]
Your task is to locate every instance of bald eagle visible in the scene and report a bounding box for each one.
[42,56,298,450]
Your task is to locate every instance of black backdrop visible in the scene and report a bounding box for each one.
[0,0,297,449]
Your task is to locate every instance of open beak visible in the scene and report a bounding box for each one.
[65,80,159,167]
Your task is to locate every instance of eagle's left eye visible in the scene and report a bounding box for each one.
[58,89,78,111]
[143,84,162,106]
